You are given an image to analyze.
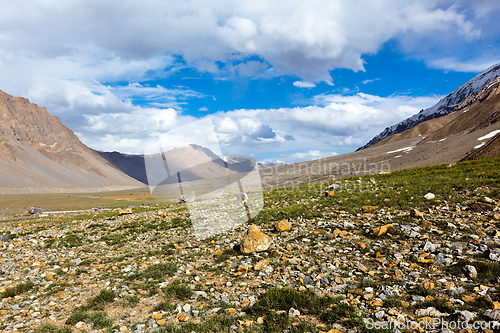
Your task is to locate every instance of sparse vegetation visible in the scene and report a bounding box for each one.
[162,279,193,300]
[142,262,178,280]
[34,324,71,333]
[122,295,140,308]
[2,157,500,332]
[1,281,35,299]
[85,289,117,310]
[65,310,112,329]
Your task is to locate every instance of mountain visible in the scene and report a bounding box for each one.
[259,68,500,189]
[100,62,500,192]
[100,145,261,185]
[257,161,286,169]
[358,63,500,150]
[0,90,143,193]
[97,151,148,184]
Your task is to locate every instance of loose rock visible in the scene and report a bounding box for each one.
[424,193,435,200]
[464,265,477,278]
[274,220,291,232]
[239,224,272,253]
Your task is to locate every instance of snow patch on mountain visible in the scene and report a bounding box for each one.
[358,63,500,150]
[477,129,500,141]
[386,146,414,154]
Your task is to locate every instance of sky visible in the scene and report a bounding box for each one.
[0,0,500,164]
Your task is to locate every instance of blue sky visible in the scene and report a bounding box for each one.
[0,1,499,163]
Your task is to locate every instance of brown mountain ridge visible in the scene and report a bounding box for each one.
[0,90,143,193]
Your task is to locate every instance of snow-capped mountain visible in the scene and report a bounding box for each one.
[358,63,500,150]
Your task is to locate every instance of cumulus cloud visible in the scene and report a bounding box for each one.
[202,92,440,158]
[0,1,497,162]
[0,0,493,85]
[66,88,439,160]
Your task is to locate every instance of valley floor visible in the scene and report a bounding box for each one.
[1,158,500,333]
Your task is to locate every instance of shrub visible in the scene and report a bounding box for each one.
[1,281,35,299]
[86,289,117,310]
[34,324,71,333]
[163,280,193,300]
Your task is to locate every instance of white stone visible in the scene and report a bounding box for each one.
[288,308,300,317]
[75,322,86,329]
[424,193,435,200]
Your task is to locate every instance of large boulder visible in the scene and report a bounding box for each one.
[240,224,272,253]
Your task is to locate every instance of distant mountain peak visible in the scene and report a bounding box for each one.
[358,63,500,150]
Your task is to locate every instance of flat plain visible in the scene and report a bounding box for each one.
[0,188,151,221]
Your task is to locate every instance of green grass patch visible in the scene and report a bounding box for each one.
[122,295,140,308]
[126,262,178,283]
[264,311,290,333]
[445,259,500,283]
[71,211,119,222]
[162,279,193,300]
[159,316,239,333]
[34,324,71,333]
[65,311,90,325]
[248,288,369,331]
[154,301,176,312]
[57,232,84,248]
[252,157,500,220]
[142,262,178,280]
[214,249,240,264]
[1,281,35,299]
[83,289,117,311]
[65,311,112,329]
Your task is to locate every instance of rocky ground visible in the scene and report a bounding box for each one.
[2,160,500,333]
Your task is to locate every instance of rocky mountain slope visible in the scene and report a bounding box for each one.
[358,63,500,150]
[0,90,143,193]
[97,151,149,184]
[259,79,500,189]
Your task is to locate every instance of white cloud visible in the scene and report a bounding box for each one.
[202,92,441,157]
[112,83,206,108]
[0,0,496,161]
[260,150,339,164]
[293,81,316,88]
[427,57,500,72]
[28,81,440,162]
[362,78,380,85]
[0,0,493,86]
